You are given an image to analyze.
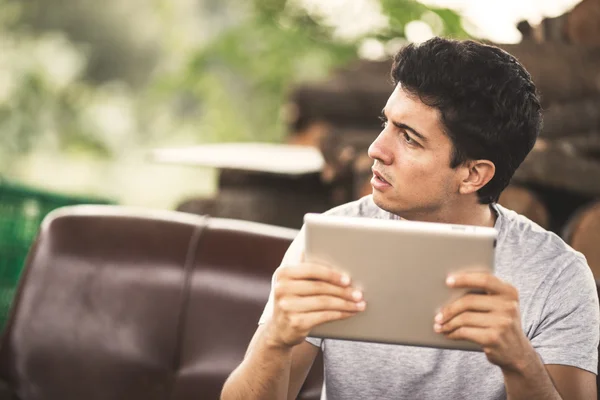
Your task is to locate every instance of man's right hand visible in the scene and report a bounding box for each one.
[264,261,366,349]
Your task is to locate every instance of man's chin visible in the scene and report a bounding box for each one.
[372,191,401,215]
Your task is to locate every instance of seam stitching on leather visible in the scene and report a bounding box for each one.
[171,215,209,379]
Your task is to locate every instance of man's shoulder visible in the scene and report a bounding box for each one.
[495,204,590,284]
[324,195,392,219]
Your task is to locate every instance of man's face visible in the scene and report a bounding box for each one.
[368,84,464,219]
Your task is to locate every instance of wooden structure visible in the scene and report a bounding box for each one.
[518,0,600,47]
[150,144,333,229]
[497,185,550,229]
[562,201,600,277]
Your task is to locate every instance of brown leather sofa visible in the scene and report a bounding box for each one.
[0,205,323,400]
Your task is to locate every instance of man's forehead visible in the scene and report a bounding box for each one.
[385,84,437,118]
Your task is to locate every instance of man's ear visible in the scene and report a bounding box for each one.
[458,160,495,195]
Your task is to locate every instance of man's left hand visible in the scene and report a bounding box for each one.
[434,272,537,372]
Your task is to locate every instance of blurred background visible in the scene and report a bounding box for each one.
[2,3,600,396]
[2,0,600,274]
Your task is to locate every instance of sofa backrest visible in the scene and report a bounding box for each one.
[0,206,323,400]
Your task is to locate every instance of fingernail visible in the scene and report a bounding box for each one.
[434,313,443,323]
[356,301,366,310]
[340,275,351,285]
[446,276,455,286]
[352,290,363,301]
[433,323,442,332]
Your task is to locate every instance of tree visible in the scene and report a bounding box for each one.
[154,0,469,143]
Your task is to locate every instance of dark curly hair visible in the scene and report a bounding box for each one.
[391,37,542,204]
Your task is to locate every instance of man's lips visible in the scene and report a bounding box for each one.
[372,169,390,184]
[371,169,391,189]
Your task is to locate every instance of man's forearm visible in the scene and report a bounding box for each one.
[504,351,561,400]
[220,330,293,400]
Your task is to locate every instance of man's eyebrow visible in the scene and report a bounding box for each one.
[381,109,428,143]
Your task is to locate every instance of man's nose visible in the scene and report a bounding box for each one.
[368,132,393,165]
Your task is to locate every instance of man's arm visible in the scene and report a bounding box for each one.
[220,325,319,400]
[220,263,365,399]
[501,354,597,400]
[545,365,597,400]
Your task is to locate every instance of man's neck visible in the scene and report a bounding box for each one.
[445,203,497,228]
[390,202,497,228]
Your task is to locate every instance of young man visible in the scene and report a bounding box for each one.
[221,37,599,399]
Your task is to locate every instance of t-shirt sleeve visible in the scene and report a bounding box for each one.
[531,256,599,374]
[257,227,323,348]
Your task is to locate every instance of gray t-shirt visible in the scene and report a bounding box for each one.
[259,195,599,400]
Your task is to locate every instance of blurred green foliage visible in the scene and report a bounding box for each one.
[164,0,469,143]
[0,1,135,170]
[0,0,469,171]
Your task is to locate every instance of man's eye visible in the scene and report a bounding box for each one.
[403,132,414,144]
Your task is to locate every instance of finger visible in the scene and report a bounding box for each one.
[444,326,499,348]
[278,295,366,314]
[434,311,492,333]
[278,263,351,287]
[436,293,499,324]
[277,280,363,302]
[447,272,513,296]
[297,310,360,331]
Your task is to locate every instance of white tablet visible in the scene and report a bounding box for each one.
[304,213,497,351]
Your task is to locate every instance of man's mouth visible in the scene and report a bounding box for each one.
[372,169,390,185]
